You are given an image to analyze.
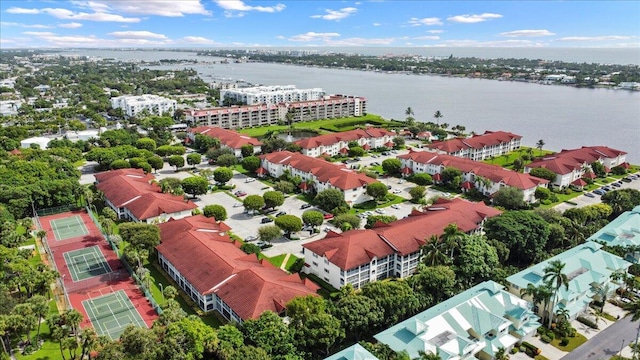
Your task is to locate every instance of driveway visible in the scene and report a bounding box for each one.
[194,191,268,240]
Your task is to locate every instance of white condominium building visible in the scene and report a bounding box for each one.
[220,85,325,105]
[110,94,177,117]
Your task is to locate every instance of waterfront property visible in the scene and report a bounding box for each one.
[95,169,196,223]
[259,151,377,205]
[110,94,177,117]
[295,127,396,157]
[524,146,628,188]
[374,281,540,359]
[302,198,501,289]
[506,242,631,322]
[398,150,549,203]
[324,344,379,360]
[220,85,325,105]
[187,126,262,157]
[156,215,319,322]
[426,131,522,161]
[586,205,640,263]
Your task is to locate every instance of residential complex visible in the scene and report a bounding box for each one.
[302,198,501,289]
[524,146,628,188]
[187,126,262,157]
[295,127,396,157]
[110,94,177,117]
[220,85,325,105]
[156,216,319,322]
[324,344,379,360]
[586,205,640,263]
[374,281,540,359]
[259,151,377,205]
[94,169,196,223]
[426,131,522,161]
[398,150,549,203]
[507,242,630,322]
[184,95,367,129]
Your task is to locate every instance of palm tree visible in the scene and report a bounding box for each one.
[405,107,414,117]
[440,223,464,258]
[495,347,509,360]
[536,139,545,155]
[416,350,442,360]
[543,260,569,328]
[433,110,443,126]
[520,283,553,323]
[555,308,570,323]
[422,235,450,266]
[623,299,640,359]
[594,283,612,313]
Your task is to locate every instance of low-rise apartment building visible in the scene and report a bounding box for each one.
[586,206,640,263]
[110,94,177,117]
[426,131,522,161]
[220,85,325,105]
[187,126,262,157]
[296,127,395,157]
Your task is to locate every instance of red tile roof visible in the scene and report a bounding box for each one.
[295,128,395,149]
[398,151,549,190]
[190,126,262,149]
[124,192,196,221]
[261,151,377,191]
[426,131,522,153]
[157,216,318,320]
[526,146,627,175]
[303,198,502,269]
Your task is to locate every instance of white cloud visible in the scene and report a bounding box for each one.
[436,39,544,47]
[58,22,83,28]
[181,36,216,44]
[373,22,381,26]
[6,7,41,14]
[21,31,172,47]
[413,36,440,41]
[408,17,443,26]
[99,1,211,17]
[108,31,168,39]
[324,37,396,46]
[23,31,57,37]
[0,22,53,29]
[288,32,341,42]
[556,35,636,41]
[214,0,285,13]
[427,29,444,34]
[0,39,17,44]
[311,7,357,21]
[447,13,502,23]
[500,29,555,37]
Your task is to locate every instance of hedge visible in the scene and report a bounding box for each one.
[577,315,599,329]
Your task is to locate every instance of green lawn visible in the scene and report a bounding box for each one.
[549,332,588,352]
[15,300,62,360]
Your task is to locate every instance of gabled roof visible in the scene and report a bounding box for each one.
[398,151,548,190]
[587,206,640,249]
[324,344,380,360]
[295,128,395,149]
[426,131,521,153]
[124,192,196,221]
[157,216,318,320]
[190,126,262,149]
[526,146,627,175]
[261,151,377,191]
[302,230,396,270]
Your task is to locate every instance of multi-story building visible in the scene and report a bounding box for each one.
[295,127,395,157]
[507,242,630,322]
[259,151,377,205]
[302,198,502,289]
[398,150,549,203]
[94,169,196,223]
[156,216,319,322]
[187,126,262,157]
[220,85,325,105]
[524,146,628,188]
[426,131,522,161]
[110,94,177,117]
[375,281,540,359]
[586,206,640,263]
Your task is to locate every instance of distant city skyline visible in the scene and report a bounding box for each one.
[1,1,639,49]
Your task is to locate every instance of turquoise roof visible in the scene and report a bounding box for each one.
[374,281,539,359]
[324,344,379,360]
[507,242,631,318]
[587,206,640,261]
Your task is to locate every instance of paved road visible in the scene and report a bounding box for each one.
[561,315,637,360]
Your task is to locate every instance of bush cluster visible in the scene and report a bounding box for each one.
[577,315,599,329]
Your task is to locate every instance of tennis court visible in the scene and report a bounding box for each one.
[63,246,112,282]
[50,215,89,241]
[82,289,147,340]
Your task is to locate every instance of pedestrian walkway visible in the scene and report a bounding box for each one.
[280,253,291,270]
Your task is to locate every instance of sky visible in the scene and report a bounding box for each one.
[1,1,639,49]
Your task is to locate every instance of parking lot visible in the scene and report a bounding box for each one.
[554,172,640,212]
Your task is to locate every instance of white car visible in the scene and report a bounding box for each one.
[233,203,243,207]
[245,178,256,183]
[375,208,386,214]
[398,179,405,184]
[392,189,402,194]
[391,204,400,209]
[245,235,258,242]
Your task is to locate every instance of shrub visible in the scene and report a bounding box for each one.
[540,335,552,343]
[521,342,540,356]
[510,347,519,354]
[560,337,569,346]
[577,315,599,329]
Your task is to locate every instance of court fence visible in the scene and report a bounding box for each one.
[36,204,82,217]
[65,270,129,294]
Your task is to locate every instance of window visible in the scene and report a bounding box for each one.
[324,269,330,274]
[312,261,318,267]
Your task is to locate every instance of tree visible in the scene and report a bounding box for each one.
[493,186,526,210]
[602,189,640,215]
[110,159,131,169]
[409,264,456,307]
[529,167,557,182]
[302,210,324,229]
[422,235,450,266]
[409,185,426,203]
[441,223,465,258]
[366,182,388,202]
[243,195,265,213]
[203,205,227,221]
[484,211,550,265]
[361,280,420,327]
[275,215,303,235]
[181,176,208,198]
[315,189,348,213]
[392,136,405,149]
[162,316,218,360]
[593,283,612,313]
[168,155,185,170]
[348,146,366,157]
[411,173,433,186]
[120,325,159,360]
[205,147,233,163]
[286,296,344,356]
[242,311,296,358]
[217,154,238,167]
[440,167,462,185]
[543,260,569,328]
[147,156,164,173]
[512,157,524,172]
[433,110,443,126]
[186,153,202,167]
[495,347,509,360]
[381,158,402,176]
[535,187,552,201]
[520,283,553,324]
[331,294,384,341]
[590,161,606,177]
[160,177,184,195]
[240,144,254,158]
[273,180,296,194]
[213,167,234,185]
[119,222,161,250]
[135,138,157,152]
[257,225,281,243]
[365,215,397,229]
[194,133,219,153]
[453,235,500,288]
[263,191,285,209]
[333,214,361,231]
[536,139,545,154]
[241,156,261,174]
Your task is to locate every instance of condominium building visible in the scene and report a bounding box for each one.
[110,94,177,117]
[586,206,640,263]
[187,126,262,157]
[220,85,325,105]
[426,131,522,161]
[296,127,395,157]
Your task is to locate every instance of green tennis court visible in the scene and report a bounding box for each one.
[63,246,112,282]
[82,289,147,340]
[50,215,89,241]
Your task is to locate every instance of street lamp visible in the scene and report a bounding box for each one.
[159,282,165,302]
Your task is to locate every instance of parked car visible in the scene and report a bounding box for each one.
[233,202,243,207]
[387,185,392,189]
[275,211,287,217]
[398,179,405,184]
[245,235,258,242]
[235,191,247,197]
[323,227,331,232]
[622,177,633,182]
[593,189,605,195]
[584,192,596,198]
[261,217,274,223]
[300,203,312,209]
[255,241,268,248]
[375,208,386,214]
[245,178,256,183]
[323,213,334,219]
[392,189,402,194]
[391,204,401,209]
